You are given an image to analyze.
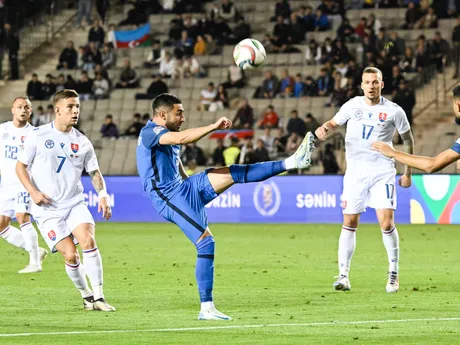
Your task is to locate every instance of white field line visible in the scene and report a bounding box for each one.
[1,317,459,338]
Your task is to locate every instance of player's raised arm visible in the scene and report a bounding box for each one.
[372,142,460,173]
[159,117,232,145]
[315,119,339,141]
[315,99,352,141]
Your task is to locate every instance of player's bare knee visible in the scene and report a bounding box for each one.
[62,249,80,264]
[79,234,96,250]
[343,215,359,229]
[379,220,395,231]
[16,213,30,225]
[0,216,10,231]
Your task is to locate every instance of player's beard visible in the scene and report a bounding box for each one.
[165,120,181,132]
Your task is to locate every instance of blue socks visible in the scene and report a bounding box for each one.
[229,161,286,183]
[195,236,215,303]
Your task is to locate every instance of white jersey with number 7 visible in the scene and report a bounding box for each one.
[17,122,99,210]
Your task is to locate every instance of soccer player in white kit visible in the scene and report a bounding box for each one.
[315,67,415,293]
[0,97,47,273]
[373,85,460,177]
[16,90,115,311]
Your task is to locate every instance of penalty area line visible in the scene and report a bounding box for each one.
[1,317,459,338]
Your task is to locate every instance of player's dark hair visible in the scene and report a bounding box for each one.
[151,93,182,115]
[12,96,30,105]
[52,89,79,106]
[452,85,460,99]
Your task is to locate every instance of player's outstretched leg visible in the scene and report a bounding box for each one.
[72,224,115,312]
[17,218,48,274]
[195,234,232,321]
[229,131,315,184]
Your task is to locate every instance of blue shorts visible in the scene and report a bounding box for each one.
[158,171,218,244]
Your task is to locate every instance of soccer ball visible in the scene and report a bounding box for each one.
[233,38,266,70]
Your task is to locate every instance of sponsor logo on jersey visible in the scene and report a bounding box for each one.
[368,113,373,118]
[48,230,56,241]
[2,133,8,139]
[45,139,54,149]
[253,181,281,216]
[71,143,79,153]
[20,136,26,143]
[354,110,363,119]
[60,143,65,148]
[379,112,387,122]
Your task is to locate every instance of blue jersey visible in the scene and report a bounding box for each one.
[136,120,182,211]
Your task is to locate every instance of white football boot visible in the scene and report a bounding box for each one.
[333,275,351,291]
[18,247,48,273]
[292,132,316,169]
[198,307,232,321]
[93,298,116,312]
[386,271,399,293]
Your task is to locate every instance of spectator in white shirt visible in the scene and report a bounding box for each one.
[198,82,217,111]
[183,55,204,78]
[159,52,176,78]
[260,127,275,153]
[93,72,110,99]
[106,23,117,49]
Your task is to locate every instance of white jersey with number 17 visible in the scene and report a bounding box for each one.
[17,122,99,210]
[333,96,411,169]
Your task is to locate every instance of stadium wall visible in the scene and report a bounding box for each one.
[79,175,460,224]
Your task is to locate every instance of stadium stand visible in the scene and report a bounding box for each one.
[0,0,459,175]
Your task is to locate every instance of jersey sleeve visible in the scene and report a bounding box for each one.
[332,100,352,125]
[17,131,37,166]
[393,106,411,134]
[451,138,460,154]
[84,141,99,173]
[141,125,169,148]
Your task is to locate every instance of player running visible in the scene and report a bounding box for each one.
[373,85,460,175]
[315,67,415,293]
[136,93,315,320]
[16,90,115,311]
[0,97,47,273]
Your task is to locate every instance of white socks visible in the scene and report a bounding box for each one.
[382,227,399,273]
[19,222,40,266]
[338,226,357,277]
[0,225,27,250]
[201,301,215,311]
[65,261,93,298]
[82,247,104,300]
[284,155,296,170]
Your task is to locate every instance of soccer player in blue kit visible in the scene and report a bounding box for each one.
[136,93,315,320]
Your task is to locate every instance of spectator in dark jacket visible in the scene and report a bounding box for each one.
[272,0,291,21]
[181,142,207,165]
[212,138,226,166]
[287,110,306,136]
[100,114,120,139]
[232,98,254,129]
[42,74,56,99]
[135,75,168,100]
[254,139,270,162]
[254,71,280,99]
[115,59,139,88]
[122,113,144,138]
[4,23,19,80]
[88,19,105,47]
[27,73,43,100]
[392,80,415,126]
[321,143,339,174]
[57,40,78,70]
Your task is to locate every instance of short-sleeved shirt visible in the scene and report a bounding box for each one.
[0,121,35,187]
[18,122,99,210]
[333,96,411,169]
[451,138,460,154]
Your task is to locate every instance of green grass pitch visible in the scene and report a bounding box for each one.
[0,223,459,344]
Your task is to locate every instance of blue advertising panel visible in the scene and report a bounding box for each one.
[81,176,412,224]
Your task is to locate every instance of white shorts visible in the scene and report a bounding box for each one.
[33,202,95,253]
[0,185,31,219]
[342,168,397,214]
